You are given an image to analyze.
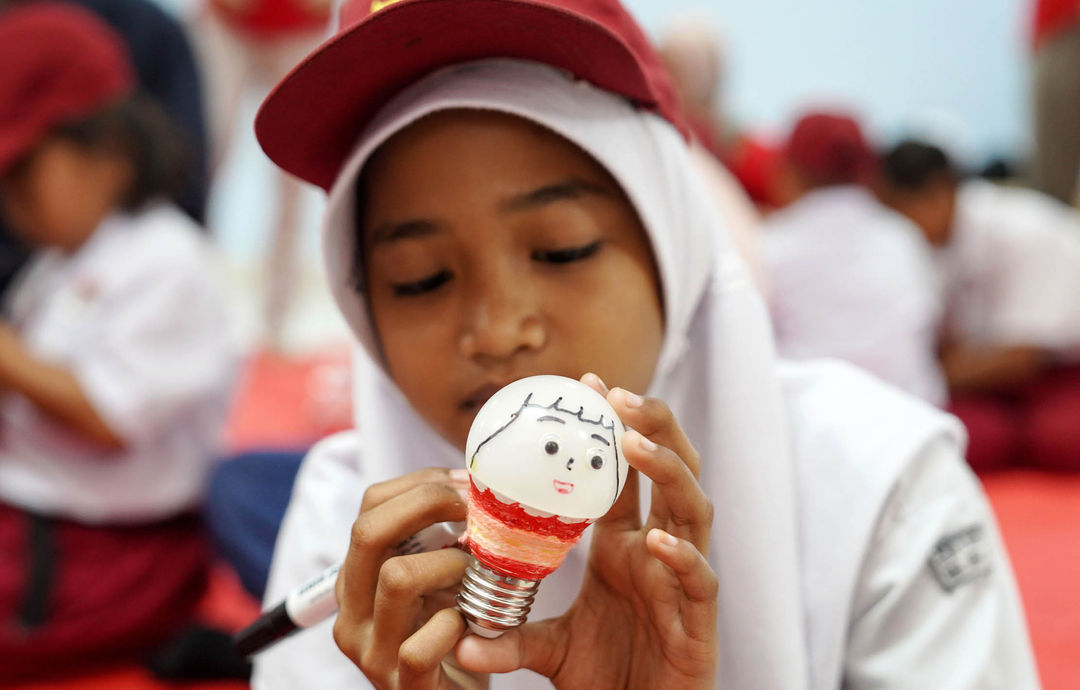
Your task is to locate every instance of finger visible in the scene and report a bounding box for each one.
[397,607,467,689]
[579,371,610,397]
[455,618,566,677]
[361,467,471,512]
[341,483,467,621]
[594,465,641,530]
[646,529,718,641]
[606,388,702,479]
[582,372,642,528]
[646,529,717,602]
[624,430,712,550]
[369,549,470,672]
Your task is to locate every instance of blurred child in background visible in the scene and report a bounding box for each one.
[193,0,332,347]
[760,112,946,405]
[657,17,765,290]
[659,16,785,212]
[880,141,1080,472]
[0,0,211,308]
[0,4,237,679]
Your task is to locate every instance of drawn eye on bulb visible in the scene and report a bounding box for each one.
[542,435,560,456]
[589,448,606,470]
[457,375,627,638]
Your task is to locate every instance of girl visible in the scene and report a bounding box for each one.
[0,4,237,678]
[252,1,1039,688]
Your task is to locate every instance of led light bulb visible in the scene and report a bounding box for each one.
[456,375,627,637]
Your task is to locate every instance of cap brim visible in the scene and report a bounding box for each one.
[255,0,654,190]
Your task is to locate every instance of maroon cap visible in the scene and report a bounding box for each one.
[255,0,688,190]
[0,3,135,175]
[783,112,876,186]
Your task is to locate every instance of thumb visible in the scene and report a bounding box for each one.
[454,618,565,677]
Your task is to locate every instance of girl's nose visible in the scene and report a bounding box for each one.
[565,457,574,471]
[458,269,546,361]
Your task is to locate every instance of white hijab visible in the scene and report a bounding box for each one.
[322,60,807,689]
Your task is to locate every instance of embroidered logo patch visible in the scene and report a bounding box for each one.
[928,524,992,593]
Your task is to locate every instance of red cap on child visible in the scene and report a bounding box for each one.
[783,112,876,186]
[255,0,688,190]
[0,3,134,175]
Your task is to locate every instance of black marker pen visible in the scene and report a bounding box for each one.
[234,521,466,657]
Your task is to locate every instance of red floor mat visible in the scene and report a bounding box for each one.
[223,347,353,454]
[982,470,1080,690]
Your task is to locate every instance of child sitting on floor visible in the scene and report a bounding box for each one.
[0,4,237,680]
[880,140,1080,472]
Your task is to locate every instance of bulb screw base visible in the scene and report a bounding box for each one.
[456,556,540,638]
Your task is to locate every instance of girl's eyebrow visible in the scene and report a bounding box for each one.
[369,177,612,246]
[370,219,441,246]
[500,177,613,214]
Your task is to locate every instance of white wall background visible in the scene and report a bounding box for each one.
[627,0,1032,165]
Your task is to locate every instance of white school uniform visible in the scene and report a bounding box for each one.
[760,186,947,405]
[257,360,1038,690]
[0,203,239,524]
[253,62,1038,690]
[940,179,1080,358]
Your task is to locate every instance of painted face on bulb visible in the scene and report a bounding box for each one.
[465,375,627,520]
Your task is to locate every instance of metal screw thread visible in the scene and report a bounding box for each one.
[456,555,540,638]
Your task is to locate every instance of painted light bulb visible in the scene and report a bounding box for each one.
[456,375,627,637]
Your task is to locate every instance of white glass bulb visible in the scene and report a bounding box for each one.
[457,375,627,637]
[465,375,628,520]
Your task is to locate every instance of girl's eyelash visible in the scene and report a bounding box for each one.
[391,270,452,297]
[532,240,603,264]
[389,240,601,296]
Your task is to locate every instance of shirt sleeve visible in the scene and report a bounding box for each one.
[987,207,1080,355]
[843,438,1041,690]
[73,255,237,444]
[252,431,376,690]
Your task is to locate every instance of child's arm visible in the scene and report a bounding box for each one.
[0,322,123,448]
[843,437,1039,689]
[939,340,1048,394]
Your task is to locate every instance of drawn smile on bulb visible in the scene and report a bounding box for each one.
[553,479,574,494]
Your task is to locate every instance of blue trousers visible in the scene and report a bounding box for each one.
[204,450,306,600]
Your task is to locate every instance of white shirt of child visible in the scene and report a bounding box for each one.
[0,204,238,524]
[941,180,1080,359]
[252,361,1039,690]
[760,186,947,405]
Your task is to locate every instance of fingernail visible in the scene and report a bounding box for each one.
[448,469,470,485]
[652,528,677,547]
[637,432,657,452]
[615,388,643,408]
[590,373,610,394]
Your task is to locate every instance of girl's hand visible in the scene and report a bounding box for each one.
[455,373,719,689]
[332,468,484,689]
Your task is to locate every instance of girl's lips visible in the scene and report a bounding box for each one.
[461,383,504,410]
[553,479,574,494]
